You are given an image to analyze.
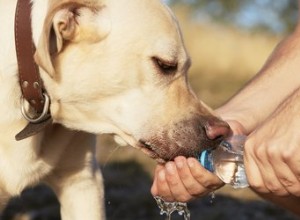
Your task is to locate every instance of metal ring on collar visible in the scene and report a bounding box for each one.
[21,93,50,123]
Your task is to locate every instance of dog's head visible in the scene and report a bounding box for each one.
[35,0,230,162]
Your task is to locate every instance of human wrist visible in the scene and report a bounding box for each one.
[215,107,255,135]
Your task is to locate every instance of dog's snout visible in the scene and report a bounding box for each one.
[204,118,231,141]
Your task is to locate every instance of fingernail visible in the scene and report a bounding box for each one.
[166,163,175,174]
[175,158,184,169]
[158,170,166,181]
[187,158,195,168]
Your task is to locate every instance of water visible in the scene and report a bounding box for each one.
[199,135,249,189]
[154,136,248,219]
[209,191,216,204]
[154,196,191,220]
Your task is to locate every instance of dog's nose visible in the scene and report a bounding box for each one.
[204,118,231,140]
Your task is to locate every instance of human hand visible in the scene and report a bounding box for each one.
[150,118,248,202]
[151,156,224,202]
[243,89,300,197]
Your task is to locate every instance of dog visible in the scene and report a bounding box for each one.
[0,0,230,219]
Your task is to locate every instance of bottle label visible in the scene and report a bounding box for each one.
[199,150,214,172]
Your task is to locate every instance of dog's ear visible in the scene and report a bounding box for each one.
[34,1,110,77]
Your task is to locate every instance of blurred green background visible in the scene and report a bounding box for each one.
[2,1,299,220]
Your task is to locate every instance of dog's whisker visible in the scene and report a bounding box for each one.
[102,145,122,167]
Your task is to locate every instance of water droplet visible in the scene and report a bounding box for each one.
[210,191,216,204]
[154,196,191,220]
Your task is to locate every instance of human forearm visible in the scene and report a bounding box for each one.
[217,27,300,133]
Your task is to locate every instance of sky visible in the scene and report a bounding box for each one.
[164,0,297,33]
[234,0,291,33]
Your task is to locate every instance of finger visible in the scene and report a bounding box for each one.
[254,161,286,195]
[165,161,195,202]
[151,164,165,195]
[174,156,208,197]
[246,141,288,195]
[151,170,159,196]
[281,144,300,189]
[257,152,289,196]
[288,157,300,181]
[154,168,174,201]
[269,148,300,196]
[244,140,267,193]
[273,162,300,196]
[187,158,224,190]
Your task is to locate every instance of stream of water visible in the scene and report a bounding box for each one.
[154,196,191,220]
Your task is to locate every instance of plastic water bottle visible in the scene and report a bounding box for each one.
[198,135,249,189]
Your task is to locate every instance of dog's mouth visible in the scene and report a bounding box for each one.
[138,140,165,163]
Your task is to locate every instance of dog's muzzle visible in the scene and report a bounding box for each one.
[138,115,231,163]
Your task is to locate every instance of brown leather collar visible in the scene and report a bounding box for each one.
[15,0,45,112]
[15,0,52,140]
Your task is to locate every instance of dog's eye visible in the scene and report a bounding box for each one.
[152,57,178,75]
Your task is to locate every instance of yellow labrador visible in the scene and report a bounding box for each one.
[0,0,230,219]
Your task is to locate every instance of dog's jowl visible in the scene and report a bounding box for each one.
[0,0,230,219]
